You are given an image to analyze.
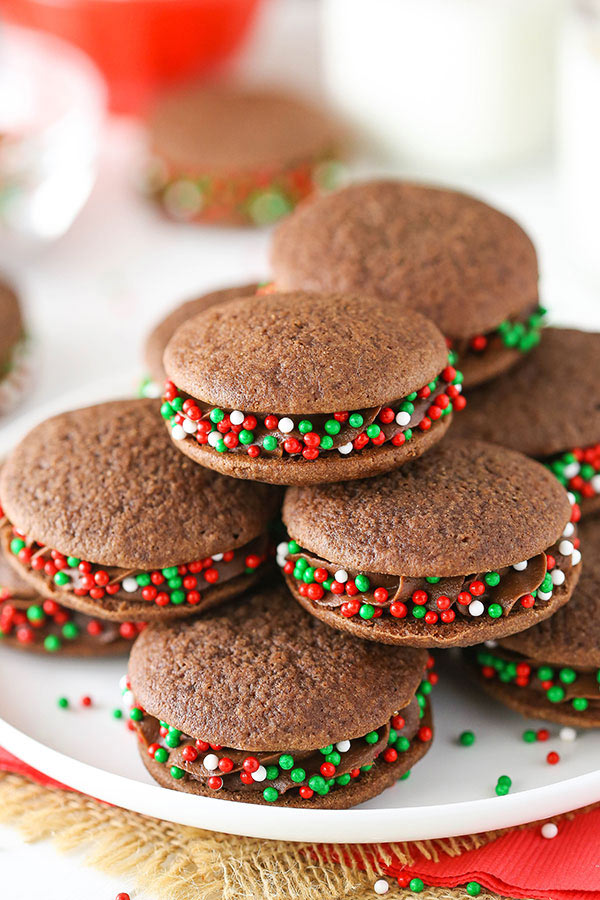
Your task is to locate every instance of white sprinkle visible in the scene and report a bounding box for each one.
[171,423,186,441]
[484,639,498,648]
[207,431,222,448]
[335,570,349,583]
[203,754,219,771]
[395,411,411,427]
[562,522,575,538]
[541,822,558,839]
[551,569,565,586]
[567,491,577,505]
[122,577,139,593]
[563,462,580,479]
[119,674,129,692]
[455,383,463,393]
[513,561,528,571]
[278,417,294,434]
[468,600,484,617]
[338,442,353,455]
[230,410,244,426]
[591,474,600,493]
[572,548,582,566]
[374,879,389,895]
[537,590,553,601]
[212,553,223,562]
[277,542,289,558]
[276,556,287,569]
[559,540,574,556]
[251,765,267,782]
[336,740,351,753]
[560,726,577,742]
[122,690,134,708]
[182,417,197,434]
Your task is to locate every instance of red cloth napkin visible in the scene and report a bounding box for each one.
[318,807,600,900]
[2,745,598,897]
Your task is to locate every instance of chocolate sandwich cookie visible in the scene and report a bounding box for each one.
[145,85,344,226]
[452,328,600,518]
[162,290,465,485]
[470,516,600,727]
[280,440,580,647]
[141,282,259,398]
[0,549,142,655]
[0,276,29,416]
[0,399,279,622]
[271,181,544,387]
[127,582,434,808]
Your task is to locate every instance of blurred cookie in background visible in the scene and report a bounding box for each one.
[144,84,346,226]
[0,276,31,417]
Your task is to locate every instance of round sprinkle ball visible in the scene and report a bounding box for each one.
[546,751,560,765]
[466,883,481,896]
[459,730,475,747]
[373,878,389,895]
[57,697,69,709]
[559,727,577,742]
[541,822,558,839]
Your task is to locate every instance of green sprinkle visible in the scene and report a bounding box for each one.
[572,697,588,711]
[409,878,424,892]
[485,572,500,587]
[160,401,174,419]
[404,428,413,441]
[547,685,565,703]
[488,603,503,619]
[412,605,426,619]
[170,590,186,605]
[523,729,537,743]
[238,429,254,445]
[466,882,481,897]
[165,732,181,748]
[308,775,326,791]
[325,751,341,765]
[559,668,577,684]
[279,754,294,770]
[302,567,315,584]
[541,573,553,593]
[167,577,182,589]
[209,408,224,423]
[348,413,363,428]
[425,576,440,584]
[364,731,379,744]
[335,773,351,785]
[263,787,279,802]
[66,556,80,568]
[359,603,375,619]
[44,635,61,652]
[170,766,185,780]
[298,420,313,434]
[459,730,475,746]
[288,540,300,554]
[112,708,123,719]
[10,538,25,555]
[62,622,79,640]
[161,566,178,579]
[57,697,69,709]
[129,707,144,722]
[171,396,183,411]
[355,573,370,592]
[320,435,334,450]
[537,665,554,681]
[265,765,279,780]
[215,438,226,453]
[263,435,277,452]
[295,557,308,572]
[495,783,510,796]
[366,423,380,439]
[290,767,306,783]
[26,605,44,622]
[396,736,411,752]
[325,419,341,435]
[399,769,411,781]
[319,744,334,755]
[154,748,169,763]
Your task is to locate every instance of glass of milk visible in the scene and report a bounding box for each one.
[322,0,564,174]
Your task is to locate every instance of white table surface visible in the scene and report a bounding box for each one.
[0,3,599,898]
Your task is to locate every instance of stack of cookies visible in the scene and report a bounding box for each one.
[1,178,594,810]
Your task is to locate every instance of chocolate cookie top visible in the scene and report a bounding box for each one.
[145,283,258,385]
[283,439,571,577]
[451,329,600,458]
[164,291,448,414]
[0,399,279,568]
[501,515,600,667]
[271,181,538,339]
[149,85,342,172]
[129,581,427,750]
[0,276,24,362]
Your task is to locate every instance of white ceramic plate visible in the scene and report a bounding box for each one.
[0,377,599,843]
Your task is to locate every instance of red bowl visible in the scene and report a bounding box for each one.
[0,0,262,114]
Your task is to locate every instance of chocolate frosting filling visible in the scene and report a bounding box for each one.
[135,696,421,797]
